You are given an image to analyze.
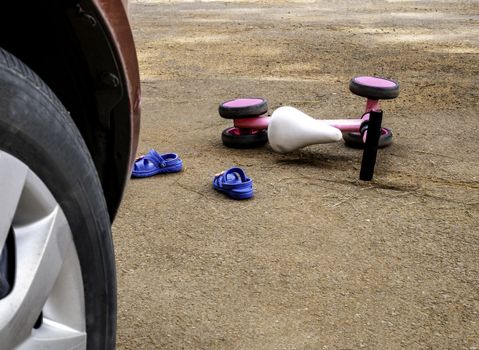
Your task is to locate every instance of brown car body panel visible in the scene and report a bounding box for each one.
[92,0,141,169]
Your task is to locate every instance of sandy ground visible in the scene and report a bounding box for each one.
[112,1,479,349]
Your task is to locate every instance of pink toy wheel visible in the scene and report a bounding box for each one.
[221,127,268,148]
[343,127,393,149]
[349,76,399,100]
[219,98,268,119]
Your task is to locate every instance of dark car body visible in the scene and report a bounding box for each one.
[0,0,141,220]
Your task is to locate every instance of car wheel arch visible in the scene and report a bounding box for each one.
[0,0,139,220]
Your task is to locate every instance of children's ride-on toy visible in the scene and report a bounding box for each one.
[218,76,399,150]
[218,76,399,180]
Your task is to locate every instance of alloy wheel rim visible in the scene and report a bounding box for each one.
[0,151,86,349]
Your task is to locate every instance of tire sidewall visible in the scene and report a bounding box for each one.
[0,49,116,349]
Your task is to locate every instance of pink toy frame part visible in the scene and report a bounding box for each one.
[234,115,368,133]
[235,116,367,133]
[233,112,376,134]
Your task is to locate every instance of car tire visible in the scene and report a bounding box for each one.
[0,48,116,349]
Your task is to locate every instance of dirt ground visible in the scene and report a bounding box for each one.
[112,1,479,349]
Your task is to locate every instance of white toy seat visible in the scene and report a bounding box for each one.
[268,106,343,153]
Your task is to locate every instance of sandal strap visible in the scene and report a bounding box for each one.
[214,167,252,190]
[141,149,167,168]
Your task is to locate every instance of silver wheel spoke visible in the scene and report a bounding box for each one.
[43,241,85,331]
[0,152,28,248]
[0,206,72,348]
[15,319,86,350]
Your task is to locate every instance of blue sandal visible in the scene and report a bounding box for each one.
[131,149,183,178]
[213,167,253,199]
